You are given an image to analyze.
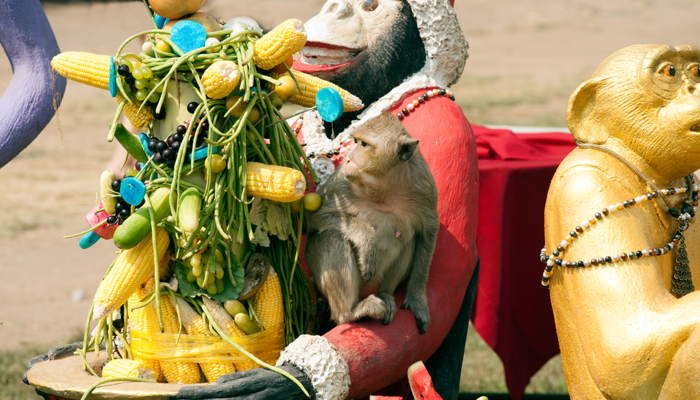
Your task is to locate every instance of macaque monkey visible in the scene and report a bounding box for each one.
[305,112,439,334]
[545,44,700,399]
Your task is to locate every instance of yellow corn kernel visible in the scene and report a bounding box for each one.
[93,228,170,321]
[51,51,111,90]
[271,70,363,112]
[246,162,306,203]
[159,294,201,384]
[102,359,156,381]
[127,277,164,382]
[249,269,283,330]
[202,61,240,99]
[117,93,154,131]
[253,19,307,70]
[174,297,236,382]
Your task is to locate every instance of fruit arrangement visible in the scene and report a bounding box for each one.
[51,0,361,394]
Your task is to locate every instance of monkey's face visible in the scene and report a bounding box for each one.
[344,131,418,186]
[298,0,403,73]
[569,44,700,179]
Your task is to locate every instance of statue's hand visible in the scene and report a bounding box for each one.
[23,342,84,399]
[175,364,315,400]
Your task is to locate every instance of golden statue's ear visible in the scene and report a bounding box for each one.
[567,77,609,144]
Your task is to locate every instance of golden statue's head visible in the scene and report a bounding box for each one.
[568,44,700,181]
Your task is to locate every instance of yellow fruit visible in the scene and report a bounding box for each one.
[247,107,260,124]
[290,198,302,214]
[205,154,226,173]
[155,40,173,54]
[226,95,246,117]
[303,193,322,211]
[275,76,298,101]
[151,1,207,21]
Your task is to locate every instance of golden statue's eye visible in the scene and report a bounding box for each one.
[362,0,378,11]
[361,140,369,147]
[664,65,676,77]
[692,66,700,78]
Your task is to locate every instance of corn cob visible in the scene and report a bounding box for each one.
[200,297,260,371]
[174,297,236,382]
[159,293,201,384]
[271,70,364,112]
[246,162,306,203]
[253,19,307,70]
[127,277,164,382]
[93,228,170,321]
[102,359,156,381]
[249,269,283,330]
[51,51,112,90]
[201,61,240,99]
[117,93,154,131]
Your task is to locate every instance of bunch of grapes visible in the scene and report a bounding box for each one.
[181,243,228,295]
[117,60,165,118]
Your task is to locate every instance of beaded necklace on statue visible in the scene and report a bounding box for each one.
[539,143,699,297]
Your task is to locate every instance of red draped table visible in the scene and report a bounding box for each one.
[470,125,576,400]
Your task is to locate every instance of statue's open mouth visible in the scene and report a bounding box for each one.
[294,42,364,74]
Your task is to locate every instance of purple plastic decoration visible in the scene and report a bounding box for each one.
[0,0,67,168]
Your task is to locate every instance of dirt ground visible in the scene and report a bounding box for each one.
[1,0,699,355]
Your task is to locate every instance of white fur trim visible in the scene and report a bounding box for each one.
[406,0,469,87]
[350,72,441,128]
[277,335,350,400]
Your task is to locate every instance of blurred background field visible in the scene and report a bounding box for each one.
[2,0,700,398]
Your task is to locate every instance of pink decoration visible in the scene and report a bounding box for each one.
[85,202,117,240]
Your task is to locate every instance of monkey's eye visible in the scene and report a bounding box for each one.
[353,138,358,144]
[362,0,379,12]
[692,66,700,78]
[360,140,369,147]
[664,65,676,77]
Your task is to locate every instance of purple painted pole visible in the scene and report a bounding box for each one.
[0,0,66,168]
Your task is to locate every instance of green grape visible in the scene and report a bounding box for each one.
[216,279,224,293]
[215,249,223,264]
[135,89,148,101]
[215,264,224,279]
[196,275,205,288]
[190,253,201,268]
[207,272,215,284]
[141,67,152,79]
[148,80,157,91]
[153,77,164,93]
[135,79,148,89]
[186,271,196,283]
[192,264,203,277]
[148,93,159,103]
[207,284,218,295]
[132,68,144,80]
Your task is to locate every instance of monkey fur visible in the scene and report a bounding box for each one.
[305,112,439,334]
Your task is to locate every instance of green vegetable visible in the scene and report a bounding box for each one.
[114,123,150,163]
[177,188,202,233]
[113,188,171,249]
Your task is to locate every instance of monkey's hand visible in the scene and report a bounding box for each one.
[176,335,350,400]
[401,293,431,334]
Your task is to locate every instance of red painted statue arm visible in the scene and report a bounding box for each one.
[322,93,479,398]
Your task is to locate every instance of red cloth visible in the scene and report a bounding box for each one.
[471,125,576,400]
[297,89,479,399]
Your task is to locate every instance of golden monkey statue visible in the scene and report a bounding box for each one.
[544,44,700,399]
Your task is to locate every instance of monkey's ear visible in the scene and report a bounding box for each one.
[398,138,419,162]
[566,77,610,144]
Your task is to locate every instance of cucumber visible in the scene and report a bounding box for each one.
[114,123,149,163]
[100,170,117,215]
[113,187,171,249]
[177,188,201,234]
[234,313,261,335]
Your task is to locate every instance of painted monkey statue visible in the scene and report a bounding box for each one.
[22,1,477,399]
[544,44,700,399]
[0,0,66,168]
[177,1,478,399]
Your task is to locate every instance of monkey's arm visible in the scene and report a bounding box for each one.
[401,211,440,333]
